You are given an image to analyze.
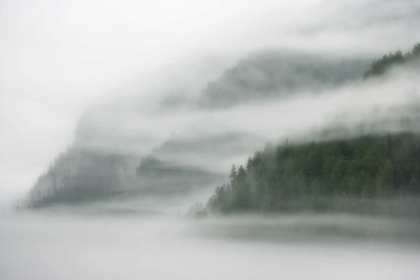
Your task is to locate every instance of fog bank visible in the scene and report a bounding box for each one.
[1,214,419,280]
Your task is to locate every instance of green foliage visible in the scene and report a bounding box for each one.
[363,43,420,79]
[207,133,420,214]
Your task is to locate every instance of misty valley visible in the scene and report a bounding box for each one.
[2,2,420,278]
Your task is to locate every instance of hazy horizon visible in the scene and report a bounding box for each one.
[2,1,420,279]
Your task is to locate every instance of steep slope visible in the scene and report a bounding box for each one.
[27,148,135,207]
[26,147,223,209]
[24,45,419,211]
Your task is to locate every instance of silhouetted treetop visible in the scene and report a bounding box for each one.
[363,43,420,79]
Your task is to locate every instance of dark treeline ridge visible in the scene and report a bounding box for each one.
[207,133,420,215]
[196,52,369,109]
[27,149,130,208]
[26,150,222,208]
[363,43,420,79]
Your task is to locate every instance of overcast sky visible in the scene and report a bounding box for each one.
[1,0,420,209]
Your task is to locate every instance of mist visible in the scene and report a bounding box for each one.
[2,0,420,206]
[2,0,420,279]
[1,214,420,280]
[73,61,420,172]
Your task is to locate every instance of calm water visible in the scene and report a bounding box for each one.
[1,213,420,280]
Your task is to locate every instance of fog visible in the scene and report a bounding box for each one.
[2,0,420,279]
[19,62,420,214]
[1,214,419,280]
[72,62,420,176]
[2,0,420,207]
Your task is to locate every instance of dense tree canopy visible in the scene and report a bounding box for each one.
[207,133,420,214]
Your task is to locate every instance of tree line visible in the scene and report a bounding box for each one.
[207,133,420,214]
[363,43,420,79]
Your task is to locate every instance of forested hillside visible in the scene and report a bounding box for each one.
[207,133,420,214]
[27,149,134,207]
[203,44,420,216]
[197,53,369,108]
[363,43,420,79]
[25,44,420,210]
[27,149,222,208]
[26,51,368,208]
